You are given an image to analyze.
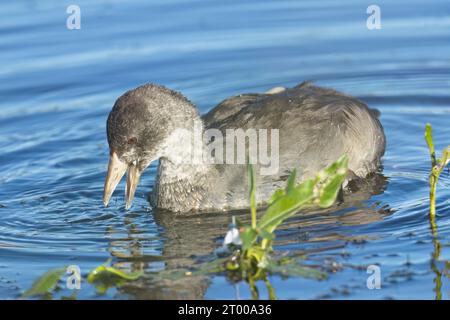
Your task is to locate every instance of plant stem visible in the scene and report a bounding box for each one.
[429,174,437,218]
[424,124,450,219]
[428,152,449,218]
[429,212,442,300]
[264,277,277,300]
[248,164,257,229]
[251,205,256,229]
[261,238,269,251]
[248,277,259,300]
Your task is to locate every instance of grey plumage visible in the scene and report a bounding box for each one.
[105,82,386,213]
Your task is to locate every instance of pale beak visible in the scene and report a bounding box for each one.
[125,163,142,210]
[103,152,127,207]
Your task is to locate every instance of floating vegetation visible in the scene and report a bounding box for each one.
[87,259,144,295]
[21,260,144,298]
[21,267,66,298]
[217,155,348,299]
[424,123,450,218]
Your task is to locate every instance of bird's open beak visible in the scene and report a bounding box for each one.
[103,151,142,209]
[124,163,142,210]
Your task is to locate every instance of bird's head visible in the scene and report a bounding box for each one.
[103,84,199,209]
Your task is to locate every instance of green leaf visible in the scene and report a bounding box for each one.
[246,246,267,265]
[317,158,348,208]
[425,123,436,166]
[86,263,142,295]
[285,169,297,193]
[87,265,143,283]
[438,147,450,174]
[226,260,240,271]
[268,188,285,205]
[323,155,348,176]
[22,267,66,298]
[240,227,258,251]
[258,156,348,234]
[258,179,315,234]
[259,229,275,241]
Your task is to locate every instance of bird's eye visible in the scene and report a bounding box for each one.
[127,137,137,145]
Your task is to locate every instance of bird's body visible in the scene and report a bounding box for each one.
[103,82,385,213]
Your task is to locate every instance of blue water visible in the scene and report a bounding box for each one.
[0,0,450,299]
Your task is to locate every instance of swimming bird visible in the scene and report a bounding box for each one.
[103,82,385,213]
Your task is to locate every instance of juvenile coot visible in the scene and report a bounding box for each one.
[103,82,385,213]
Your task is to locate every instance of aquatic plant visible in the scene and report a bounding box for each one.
[22,156,348,299]
[86,259,144,295]
[424,123,450,218]
[21,267,66,299]
[221,155,348,298]
[424,125,450,300]
[21,260,143,298]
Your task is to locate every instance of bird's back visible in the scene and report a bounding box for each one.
[200,82,385,210]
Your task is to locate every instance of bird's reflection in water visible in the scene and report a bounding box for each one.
[105,174,390,299]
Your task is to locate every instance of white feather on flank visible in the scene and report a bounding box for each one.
[265,86,286,94]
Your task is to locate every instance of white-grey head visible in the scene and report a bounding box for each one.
[103,84,200,209]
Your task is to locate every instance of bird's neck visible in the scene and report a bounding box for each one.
[150,118,214,212]
[151,159,212,212]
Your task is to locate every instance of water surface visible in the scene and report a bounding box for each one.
[0,0,450,299]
